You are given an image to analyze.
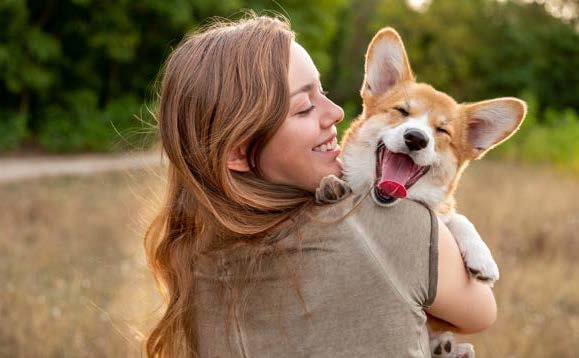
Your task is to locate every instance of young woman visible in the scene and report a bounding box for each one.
[144,13,496,357]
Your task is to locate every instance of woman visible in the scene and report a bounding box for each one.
[144,13,496,357]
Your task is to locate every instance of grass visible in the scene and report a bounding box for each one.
[0,168,164,357]
[0,160,578,357]
[456,160,579,356]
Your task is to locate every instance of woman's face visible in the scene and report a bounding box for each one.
[258,41,345,193]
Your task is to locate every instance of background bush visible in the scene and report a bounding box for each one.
[0,0,578,169]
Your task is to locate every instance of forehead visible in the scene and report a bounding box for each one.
[373,83,458,117]
[288,41,319,91]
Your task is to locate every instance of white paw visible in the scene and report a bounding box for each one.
[461,241,500,287]
[454,343,475,358]
[446,213,499,287]
[430,332,475,358]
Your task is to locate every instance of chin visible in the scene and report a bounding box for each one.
[324,164,343,180]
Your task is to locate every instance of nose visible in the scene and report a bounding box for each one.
[404,129,429,151]
[320,97,344,128]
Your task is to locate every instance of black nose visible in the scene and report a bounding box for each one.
[404,129,429,151]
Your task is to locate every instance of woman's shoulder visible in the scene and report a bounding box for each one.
[305,192,438,306]
[310,191,434,230]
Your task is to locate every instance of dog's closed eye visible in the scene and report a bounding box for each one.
[436,127,451,136]
[393,107,410,117]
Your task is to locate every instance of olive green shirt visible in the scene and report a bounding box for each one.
[197,193,438,357]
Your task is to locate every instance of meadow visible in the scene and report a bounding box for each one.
[1,159,578,357]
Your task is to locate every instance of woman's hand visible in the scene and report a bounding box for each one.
[425,216,497,334]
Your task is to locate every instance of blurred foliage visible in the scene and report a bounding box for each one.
[493,91,579,173]
[0,0,578,168]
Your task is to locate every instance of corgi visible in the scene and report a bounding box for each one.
[316,27,526,357]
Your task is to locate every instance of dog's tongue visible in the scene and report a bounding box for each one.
[377,150,418,199]
[378,180,407,198]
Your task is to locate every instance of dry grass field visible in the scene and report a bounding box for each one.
[0,160,578,357]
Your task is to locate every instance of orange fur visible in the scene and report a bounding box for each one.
[340,27,527,215]
[338,27,528,340]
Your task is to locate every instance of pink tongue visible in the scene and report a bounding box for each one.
[378,180,407,199]
[377,150,417,199]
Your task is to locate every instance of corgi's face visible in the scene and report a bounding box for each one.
[341,28,527,208]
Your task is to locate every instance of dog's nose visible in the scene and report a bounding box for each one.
[404,129,429,151]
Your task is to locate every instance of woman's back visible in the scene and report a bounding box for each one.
[197,193,438,357]
[145,13,495,357]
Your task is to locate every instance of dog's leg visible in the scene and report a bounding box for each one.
[430,331,475,358]
[445,213,499,286]
[315,175,352,204]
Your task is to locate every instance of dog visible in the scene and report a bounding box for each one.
[316,27,527,357]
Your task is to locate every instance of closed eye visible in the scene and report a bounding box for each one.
[393,107,409,117]
[436,127,451,136]
[296,105,315,116]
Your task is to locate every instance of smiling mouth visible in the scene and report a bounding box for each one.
[374,141,430,203]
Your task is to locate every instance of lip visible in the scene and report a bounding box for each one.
[312,145,341,155]
[313,133,337,149]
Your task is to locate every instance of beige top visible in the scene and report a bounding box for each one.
[196,193,438,357]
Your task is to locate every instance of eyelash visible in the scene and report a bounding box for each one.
[296,106,315,116]
[295,89,329,116]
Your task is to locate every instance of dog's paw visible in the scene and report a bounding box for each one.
[430,332,475,358]
[447,214,500,287]
[463,244,500,287]
[454,343,475,358]
[315,175,352,204]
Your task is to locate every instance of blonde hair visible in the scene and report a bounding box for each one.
[144,12,317,357]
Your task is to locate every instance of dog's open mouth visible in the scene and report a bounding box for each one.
[374,141,430,203]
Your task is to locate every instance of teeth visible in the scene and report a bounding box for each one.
[313,137,338,152]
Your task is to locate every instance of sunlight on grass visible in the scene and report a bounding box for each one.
[0,161,578,357]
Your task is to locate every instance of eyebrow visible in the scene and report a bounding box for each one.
[290,72,321,98]
[290,83,314,97]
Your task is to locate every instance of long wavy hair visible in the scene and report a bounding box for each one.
[144,13,319,357]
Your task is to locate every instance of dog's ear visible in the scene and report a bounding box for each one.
[361,27,414,98]
[463,98,527,159]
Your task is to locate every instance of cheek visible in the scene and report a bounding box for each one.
[259,118,320,179]
[274,119,318,158]
[434,133,453,152]
[430,149,458,186]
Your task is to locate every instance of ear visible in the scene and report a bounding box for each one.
[361,27,414,98]
[463,97,527,159]
[227,144,250,172]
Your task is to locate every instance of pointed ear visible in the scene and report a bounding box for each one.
[227,144,250,172]
[463,97,527,159]
[361,27,414,98]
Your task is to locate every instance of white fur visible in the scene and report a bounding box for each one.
[341,110,500,287]
[446,213,500,286]
[380,113,437,166]
[408,150,457,209]
[342,117,385,194]
[343,112,442,198]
